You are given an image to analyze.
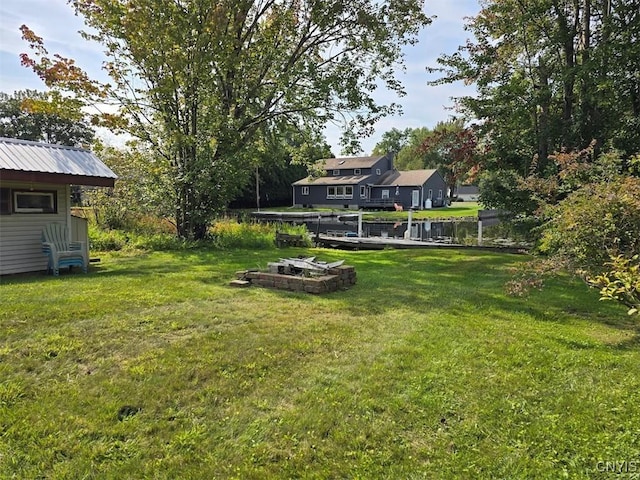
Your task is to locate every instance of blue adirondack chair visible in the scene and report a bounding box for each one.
[42,223,88,276]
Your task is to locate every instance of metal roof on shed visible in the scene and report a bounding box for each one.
[0,137,117,185]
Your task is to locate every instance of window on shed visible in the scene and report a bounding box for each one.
[13,190,57,213]
[301,186,309,195]
[0,188,10,215]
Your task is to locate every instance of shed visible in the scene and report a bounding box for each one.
[0,137,117,275]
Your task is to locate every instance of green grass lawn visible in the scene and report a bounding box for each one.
[250,202,482,221]
[361,201,482,221]
[1,247,638,478]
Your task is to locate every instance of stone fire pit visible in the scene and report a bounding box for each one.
[231,257,356,294]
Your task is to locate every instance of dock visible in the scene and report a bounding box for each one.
[314,234,528,254]
[252,211,339,220]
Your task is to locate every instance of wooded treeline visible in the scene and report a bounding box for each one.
[430,0,639,212]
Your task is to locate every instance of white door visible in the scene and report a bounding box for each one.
[412,190,420,208]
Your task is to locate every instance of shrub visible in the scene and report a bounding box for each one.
[538,176,640,275]
[88,225,128,251]
[587,255,640,316]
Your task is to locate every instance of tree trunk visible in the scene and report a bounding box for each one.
[579,0,594,146]
[536,58,551,170]
[554,1,579,149]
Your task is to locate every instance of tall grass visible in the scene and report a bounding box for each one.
[87,216,310,252]
[210,219,309,249]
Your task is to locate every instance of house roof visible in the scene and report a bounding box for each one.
[318,155,387,170]
[456,185,479,194]
[0,137,117,187]
[375,169,439,187]
[293,174,372,186]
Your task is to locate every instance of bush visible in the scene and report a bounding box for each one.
[88,225,128,251]
[587,255,640,316]
[478,169,539,216]
[538,176,640,275]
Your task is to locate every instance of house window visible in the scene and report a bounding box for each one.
[438,189,443,199]
[381,189,389,199]
[376,168,381,175]
[360,186,366,198]
[328,186,354,199]
[301,186,309,195]
[0,188,10,215]
[354,168,361,175]
[13,190,57,213]
[333,169,340,175]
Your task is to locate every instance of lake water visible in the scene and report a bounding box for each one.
[258,215,527,247]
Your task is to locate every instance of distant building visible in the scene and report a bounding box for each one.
[455,184,480,202]
[292,154,447,209]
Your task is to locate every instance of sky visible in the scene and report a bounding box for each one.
[0,0,480,155]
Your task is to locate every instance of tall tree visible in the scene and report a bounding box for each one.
[371,127,412,156]
[394,127,434,170]
[430,0,640,186]
[0,90,94,146]
[20,0,431,239]
[374,121,479,187]
[372,126,434,170]
[419,122,480,196]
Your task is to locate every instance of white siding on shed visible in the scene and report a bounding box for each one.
[0,181,68,275]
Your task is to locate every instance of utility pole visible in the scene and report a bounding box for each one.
[255,165,260,211]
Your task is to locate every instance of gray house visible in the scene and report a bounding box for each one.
[0,137,117,275]
[455,184,480,201]
[292,154,447,209]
